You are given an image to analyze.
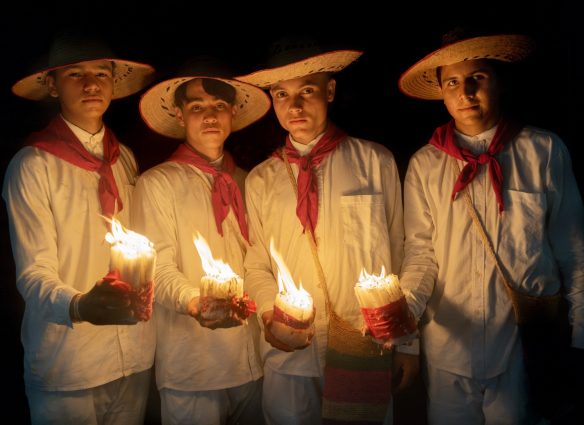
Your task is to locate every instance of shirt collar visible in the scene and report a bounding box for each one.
[455,125,498,154]
[61,115,105,159]
[289,132,325,156]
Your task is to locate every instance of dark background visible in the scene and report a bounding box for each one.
[0,1,579,423]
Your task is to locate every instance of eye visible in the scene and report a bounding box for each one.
[273,91,287,99]
[67,71,82,78]
[96,71,112,78]
[446,79,458,87]
[472,73,486,81]
[190,104,203,112]
[302,87,314,94]
[215,103,227,111]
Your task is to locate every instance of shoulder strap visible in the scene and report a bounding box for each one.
[282,148,332,317]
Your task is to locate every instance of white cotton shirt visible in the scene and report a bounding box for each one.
[244,135,405,376]
[131,160,263,391]
[2,129,155,391]
[401,125,584,379]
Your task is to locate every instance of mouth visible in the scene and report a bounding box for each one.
[202,127,221,133]
[288,118,307,125]
[82,97,103,103]
[459,104,479,112]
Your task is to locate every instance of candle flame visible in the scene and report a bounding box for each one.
[270,239,312,308]
[193,232,240,282]
[105,218,155,257]
[356,266,399,289]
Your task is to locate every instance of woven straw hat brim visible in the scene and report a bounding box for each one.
[12,59,155,100]
[139,76,271,139]
[237,50,363,88]
[398,35,535,100]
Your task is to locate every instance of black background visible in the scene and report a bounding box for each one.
[0,1,579,423]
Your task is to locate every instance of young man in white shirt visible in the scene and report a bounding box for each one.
[3,32,156,424]
[239,38,412,425]
[133,61,270,424]
[398,28,584,424]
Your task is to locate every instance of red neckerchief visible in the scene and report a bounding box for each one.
[168,144,249,243]
[429,118,523,212]
[273,124,347,239]
[27,116,122,218]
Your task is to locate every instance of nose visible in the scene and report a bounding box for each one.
[203,109,218,123]
[83,74,100,93]
[289,94,303,113]
[461,78,477,99]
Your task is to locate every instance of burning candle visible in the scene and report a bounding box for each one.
[193,233,248,324]
[270,240,315,348]
[105,218,156,289]
[194,233,243,299]
[354,266,417,346]
[104,218,156,321]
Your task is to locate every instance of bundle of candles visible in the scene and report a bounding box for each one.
[354,266,417,346]
[194,234,255,325]
[104,218,156,321]
[270,240,315,348]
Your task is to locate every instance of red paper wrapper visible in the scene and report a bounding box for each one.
[102,269,154,321]
[360,296,416,343]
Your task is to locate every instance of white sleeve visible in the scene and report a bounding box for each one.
[131,171,199,314]
[2,150,77,327]
[243,171,279,321]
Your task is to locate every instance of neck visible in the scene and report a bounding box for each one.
[185,141,223,162]
[61,114,103,135]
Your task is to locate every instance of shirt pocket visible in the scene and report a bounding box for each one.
[340,194,391,272]
[499,189,547,267]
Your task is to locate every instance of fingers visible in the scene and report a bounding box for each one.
[77,291,137,325]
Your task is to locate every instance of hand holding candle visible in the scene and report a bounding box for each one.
[269,240,315,349]
[104,218,156,321]
[194,233,255,328]
[354,266,417,348]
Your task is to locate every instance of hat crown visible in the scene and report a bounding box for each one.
[176,56,234,79]
[47,33,117,69]
[266,36,325,68]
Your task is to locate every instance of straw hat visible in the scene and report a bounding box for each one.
[237,36,363,88]
[139,60,271,139]
[399,29,535,100]
[12,33,155,100]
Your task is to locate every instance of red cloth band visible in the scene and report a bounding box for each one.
[360,296,417,341]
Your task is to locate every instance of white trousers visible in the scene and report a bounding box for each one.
[26,368,151,425]
[425,341,535,425]
[160,379,263,425]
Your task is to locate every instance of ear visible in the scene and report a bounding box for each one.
[174,107,185,127]
[326,78,336,103]
[45,74,59,98]
[231,103,238,121]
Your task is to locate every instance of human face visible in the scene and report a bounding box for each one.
[270,73,335,144]
[440,59,501,136]
[46,60,114,133]
[175,79,236,161]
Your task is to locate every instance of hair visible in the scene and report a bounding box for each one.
[174,78,236,107]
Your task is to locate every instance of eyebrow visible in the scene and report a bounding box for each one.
[270,78,320,93]
[443,67,492,80]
